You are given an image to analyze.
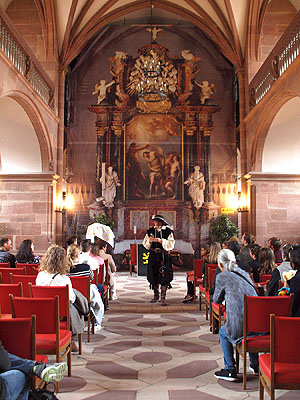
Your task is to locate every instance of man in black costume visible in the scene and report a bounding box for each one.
[143,215,175,306]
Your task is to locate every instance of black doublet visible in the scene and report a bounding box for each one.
[146,226,173,288]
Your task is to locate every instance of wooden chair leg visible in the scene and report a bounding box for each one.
[67,346,72,376]
[236,346,240,373]
[78,333,82,355]
[243,350,247,390]
[87,314,90,342]
[259,374,264,400]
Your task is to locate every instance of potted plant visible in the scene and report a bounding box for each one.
[210,214,239,244]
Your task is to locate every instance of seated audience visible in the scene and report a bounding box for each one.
[213,249,258,382]
[16,239,40,264]
[239,233,255,263]
[79,239,101,270]
[67,244,104,330]
[285,245,300,316]
[0,341,67,400]
[268,236,283,264]
[65,235,78,249]
[97,239,118,300]
[36,244,85,352]
[249,243,261,283]
[0,237,16,268]
[228,241,250,273]
[258,247,277,275]
[183,245,209,303]
[267,243,293,296]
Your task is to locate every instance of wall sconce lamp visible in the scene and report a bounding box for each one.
[237,192,249,213]
[55,179,74,213]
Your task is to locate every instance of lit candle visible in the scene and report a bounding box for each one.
[133,226,137,234]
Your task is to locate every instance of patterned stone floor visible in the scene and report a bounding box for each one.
[57,272,300,399]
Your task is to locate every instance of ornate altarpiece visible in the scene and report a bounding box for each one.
[89,43,220,247]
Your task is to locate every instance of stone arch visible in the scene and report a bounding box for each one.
[0,91,53,172]
[250,90,299,171]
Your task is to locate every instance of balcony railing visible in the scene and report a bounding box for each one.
[249,10,300,108]
[0,7,54,109]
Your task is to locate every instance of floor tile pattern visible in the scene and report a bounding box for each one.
[57,272,300,400]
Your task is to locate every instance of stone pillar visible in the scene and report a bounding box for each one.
[237,68,249,234]
[55,70,65,245]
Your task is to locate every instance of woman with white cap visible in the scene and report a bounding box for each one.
[143,215,175,306]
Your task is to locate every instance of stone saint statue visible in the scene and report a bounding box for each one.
[184,166,206,209]
[100,166,121,208]
[92,79,115,104]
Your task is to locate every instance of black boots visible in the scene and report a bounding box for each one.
[150,284,159,303]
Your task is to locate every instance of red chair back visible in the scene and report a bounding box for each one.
[29,285,70,330]
[272,315,300,363]
[0,262,10,268]
[0,283,23,313]
[0,316,36,360]
[193,259,203,279]
[69,275,90,302]
[0,267,26,283]
[16,263,39,275]
[10,295,58,334]
[97,264,105,285]
[245,295,294,333]
[204,263,217,289]
[207,265,218,290]
[260,274,272,283]
[10,275,37,297]
[130,243,137,265]
[91,268,99,285]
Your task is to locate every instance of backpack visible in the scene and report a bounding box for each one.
[29,383,59,400]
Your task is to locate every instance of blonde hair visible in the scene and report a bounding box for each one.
[208,242,221,264]
[39,244,69,275]
[67,244,80,268]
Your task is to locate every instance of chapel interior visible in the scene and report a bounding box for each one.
[1,0,300,398]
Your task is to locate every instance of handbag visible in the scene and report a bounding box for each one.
[29,383,58,400]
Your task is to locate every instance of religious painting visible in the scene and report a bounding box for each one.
[124,115,182,201]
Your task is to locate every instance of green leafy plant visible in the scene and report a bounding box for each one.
[210,214,239,244]
[89,213,115,229]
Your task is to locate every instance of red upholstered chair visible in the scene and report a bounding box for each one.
[28,284,79,354]
[205,265,218,321]
[16,263,39,275]
[69,275,94,342]
[91,268,99,285]
[0,262,10,268]
[192,259,203,305]
[259,314,300,400]
[260,274,272,283]
[0,283,23,318]
[10,274,37,297]
[130,243,137,276]
[199,263,212,311]
[0,267,26,283]
[10,295,72,391]
[0,315,48,365]
[236,294,294,390]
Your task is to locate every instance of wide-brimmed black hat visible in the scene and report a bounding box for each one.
[151,214,168,226]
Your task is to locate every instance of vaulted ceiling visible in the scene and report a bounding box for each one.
[2,0,300,68]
